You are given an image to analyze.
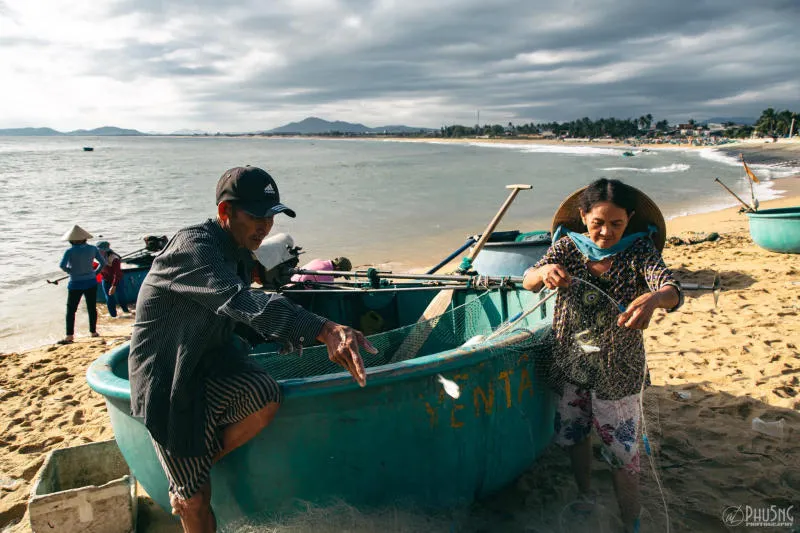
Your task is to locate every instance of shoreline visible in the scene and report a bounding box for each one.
[2,191,799,532]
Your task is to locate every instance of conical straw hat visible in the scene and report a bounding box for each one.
[61,224,93,241]
[551,184,666,251]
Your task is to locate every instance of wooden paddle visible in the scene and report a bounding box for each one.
[390,184,532,363]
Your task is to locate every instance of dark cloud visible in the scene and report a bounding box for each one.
[9,0,800,128]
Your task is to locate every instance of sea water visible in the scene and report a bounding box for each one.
[0,136,797,351]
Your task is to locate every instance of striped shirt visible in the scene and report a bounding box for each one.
[128,219,327,457]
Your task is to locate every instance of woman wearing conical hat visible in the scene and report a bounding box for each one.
[57,224,106,344]
[522,178,683,533]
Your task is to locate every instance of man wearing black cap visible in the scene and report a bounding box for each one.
[128,166,376,533]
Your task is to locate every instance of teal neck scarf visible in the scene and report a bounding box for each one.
[552,224,657,261]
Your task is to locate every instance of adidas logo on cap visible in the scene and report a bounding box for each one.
[264,183,276,195]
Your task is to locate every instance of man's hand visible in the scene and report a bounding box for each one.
[316,322,378,387]
[109,286,117,296]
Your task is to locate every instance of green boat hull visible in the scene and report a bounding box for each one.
[87,286,556,525]
[747,206,800,254]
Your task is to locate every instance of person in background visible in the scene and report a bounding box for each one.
[96,240,132,318]
[58,224,106,344]
[290,256,352,283]
[522,179,682,533]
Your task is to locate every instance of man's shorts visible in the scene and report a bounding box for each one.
[151,370,281,500]
[553,383,641,473]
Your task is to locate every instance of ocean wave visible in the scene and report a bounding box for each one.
[466,141,622,157]
[698,147,800,179]
[600,163,691,173]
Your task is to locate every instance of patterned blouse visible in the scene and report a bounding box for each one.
[533,235,683,399]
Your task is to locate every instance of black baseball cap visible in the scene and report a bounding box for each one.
[216,166,296,218]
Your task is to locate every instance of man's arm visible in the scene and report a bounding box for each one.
[164,230,327,346]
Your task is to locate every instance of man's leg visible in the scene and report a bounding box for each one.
[206,371,283,463]
[151,440,216,533]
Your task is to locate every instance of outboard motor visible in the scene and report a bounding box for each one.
[143,235,168,252]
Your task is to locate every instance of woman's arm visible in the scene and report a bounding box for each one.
[523,264,571,292]
[617,285,679,329]
[59,249,71,274]
[523,237,572,292]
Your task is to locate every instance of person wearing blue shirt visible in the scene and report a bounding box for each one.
[58,224,105,345]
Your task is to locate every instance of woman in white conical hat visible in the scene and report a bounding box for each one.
[57,224,106,344]
[522,178,682,533]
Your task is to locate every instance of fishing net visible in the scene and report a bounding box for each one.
[241,282,674,533]
[250,289,544,380]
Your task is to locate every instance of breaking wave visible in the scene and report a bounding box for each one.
[600,163,691,173]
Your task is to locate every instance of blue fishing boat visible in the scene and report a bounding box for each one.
[96,265,150,306]
[96,236,168,305]
[87,283,556,525]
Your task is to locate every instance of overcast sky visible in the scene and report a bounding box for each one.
[1,0,798,132]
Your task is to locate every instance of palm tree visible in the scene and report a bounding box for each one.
[755,108,777,137]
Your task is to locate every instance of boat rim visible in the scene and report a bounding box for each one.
[86,325,547,401]
[746,206,800,218]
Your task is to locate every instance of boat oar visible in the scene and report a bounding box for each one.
[390,183,532,363]
[426,237,476,275]
[680,272,721,307]
[714,178,754,212]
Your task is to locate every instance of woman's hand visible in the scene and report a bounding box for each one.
[316,322,378,387]
[617,293,658,329]
[538,264,572,290]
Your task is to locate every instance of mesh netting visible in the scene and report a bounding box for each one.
[249,290,538,380]
[240,282,674,532]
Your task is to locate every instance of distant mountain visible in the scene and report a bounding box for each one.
[267,117,434,135]
[65,126,145,136]
[0,127,62,136]
[170,129,209,135]
[704,117,756,126]
[0,126,146,136]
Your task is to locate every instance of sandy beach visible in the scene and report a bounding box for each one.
[1,178,799,532]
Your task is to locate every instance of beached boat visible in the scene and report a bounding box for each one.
[83,146,94,152]
[87,283,556,525]
[95,252,155,306]
[746,206,800,254]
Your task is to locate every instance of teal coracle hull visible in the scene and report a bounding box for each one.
[472,231,552,276]
[87,286,556,526]
[746,206,800,254]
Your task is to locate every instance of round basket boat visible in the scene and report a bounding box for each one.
[87,285,556,526]
[746,206,800,254]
